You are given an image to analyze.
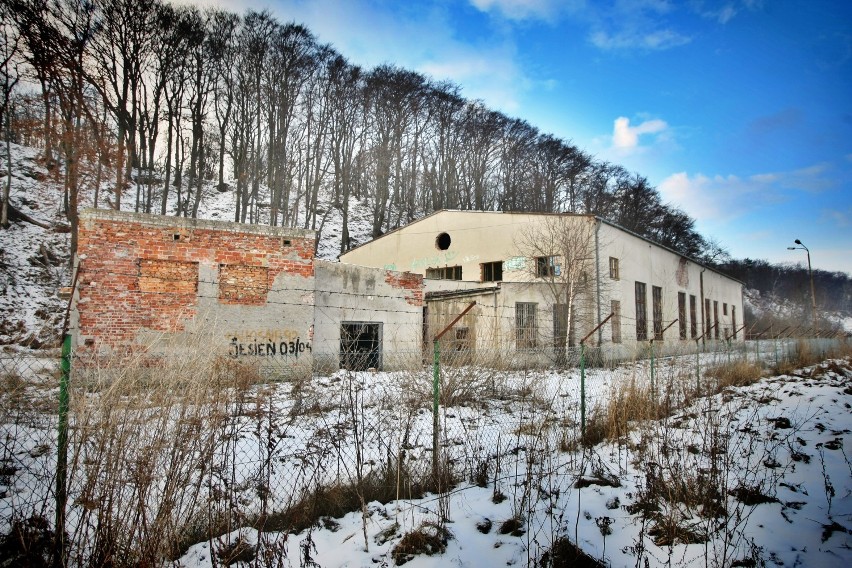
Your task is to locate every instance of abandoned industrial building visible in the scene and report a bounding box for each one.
[70,208,743,373]
[341,210,744,362]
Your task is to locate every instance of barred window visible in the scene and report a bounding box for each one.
[515,302,538,349]
[481,261,503,282]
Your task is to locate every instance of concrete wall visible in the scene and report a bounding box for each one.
[73,209,316,376]
[313,261,423,372]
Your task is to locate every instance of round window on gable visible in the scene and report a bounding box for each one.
[436,232,451,250]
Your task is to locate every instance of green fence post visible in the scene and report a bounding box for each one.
[580,343,586,439]
[54,334,71,567]
[432,340,440,481]
[650,341,656,400]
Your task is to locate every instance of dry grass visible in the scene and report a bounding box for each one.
[706,361,764,391]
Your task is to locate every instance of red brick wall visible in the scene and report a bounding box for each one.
[75,211,315,351]
[384,271,424,306]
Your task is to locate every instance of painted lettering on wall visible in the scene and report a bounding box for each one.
[227,329,312,359]
[505,256,525,270]
[410,250,459,270]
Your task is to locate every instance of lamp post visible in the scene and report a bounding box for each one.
[787,239,817,329]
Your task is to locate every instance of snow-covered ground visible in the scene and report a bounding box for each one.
[171,356,852,568]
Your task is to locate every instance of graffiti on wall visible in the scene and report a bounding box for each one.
[228,327,313,359]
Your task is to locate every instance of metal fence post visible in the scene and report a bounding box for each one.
[54,333,71,567]
[649,340,655,400]
[695,339,701,393]
[432,340,440,481]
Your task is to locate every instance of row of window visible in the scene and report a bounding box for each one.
[635,282,737,342]
[426,256,621,282]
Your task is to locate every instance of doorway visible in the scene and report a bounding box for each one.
[340,322,382,371]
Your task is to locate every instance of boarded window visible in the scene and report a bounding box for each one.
[678,292,687,340]
[219,264,268,304]
[723,302,728,316]
[426,266,462,280]
[635,282,647,341]
[611,300,621,343]
[705,298,711,337]
[481,261,503,282]
[138,259,198,294]
[516,302,537,349]
[553,304,569,348]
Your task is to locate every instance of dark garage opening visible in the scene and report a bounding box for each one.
[340,322,382,371]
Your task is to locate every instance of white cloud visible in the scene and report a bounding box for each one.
[468,0,568,22]
[590,28,691,50]
[612,116,668,149]
[658,162,836,224]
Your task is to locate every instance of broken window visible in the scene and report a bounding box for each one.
[635,282,647,341]
[425,266,462,280]
[515,302,537,349]
[536,256,559,278]
[340,322,382,371]
[435,232,451,250]
[678,292,687,340]
[481,261,503,282]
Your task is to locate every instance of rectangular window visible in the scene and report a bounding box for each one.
[609,257,620,280]
[611,300,621,343]
[652,286,663,340]
[723,302,728,316]
[689,295,697,339]
[553,304,569,347]
[425,266,462,280]
[515,302,537,349]
[678,292,687,340]
[732,306,737,339]
[340,322,382,371]
[536,256,560,278]
[713,300,720,339]
[635,282,647,341]
[705,298,711,337]
[481,261,503,282]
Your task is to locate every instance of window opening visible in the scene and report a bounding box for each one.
[609,257,620,280]
[652,286,663,340]
[732,307,737,339]
[713,300,720,339]
[635,282,647,341]
[340,322,382,371]
[481,261,503,282]
[536,256,559,278]
[515,302,538,349]
[611,300,622,343]
[678,292,687,340]
[425,266,462,280]
[435,232,451,250]
[689,295,697,338]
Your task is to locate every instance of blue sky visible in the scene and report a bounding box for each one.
[197,0,852,273]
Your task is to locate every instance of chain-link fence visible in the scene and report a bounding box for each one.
[0,334,848,565]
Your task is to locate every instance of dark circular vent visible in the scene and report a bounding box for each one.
[436,232,451,250]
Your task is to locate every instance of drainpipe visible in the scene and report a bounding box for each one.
[595,219,602,346]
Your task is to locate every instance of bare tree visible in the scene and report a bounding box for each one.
[1,4,21,228]
[515,215,598,363]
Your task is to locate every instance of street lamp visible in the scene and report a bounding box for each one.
[787,239,817,329]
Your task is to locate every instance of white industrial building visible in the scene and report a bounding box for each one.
[340,210,744,362]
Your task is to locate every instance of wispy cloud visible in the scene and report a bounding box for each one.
[468,0,566,22]
[820,207,851,229]
[658,162,837,223]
